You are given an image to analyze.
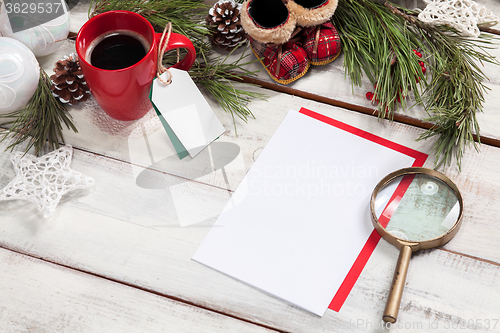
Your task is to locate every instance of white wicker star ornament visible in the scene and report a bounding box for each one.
[0,145,95,218]
[418,0,498,37]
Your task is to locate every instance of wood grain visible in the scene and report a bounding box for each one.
[0,247,277,333]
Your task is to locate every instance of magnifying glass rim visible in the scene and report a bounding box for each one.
[370,167,464,251]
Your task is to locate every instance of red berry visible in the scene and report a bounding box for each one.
[416,52,422,58]
[397,95,401,103]
[366,92,378,105]
[416,77,420,83]
[419,61,424,67]
[421,66,426,74]
[412,49,417,53]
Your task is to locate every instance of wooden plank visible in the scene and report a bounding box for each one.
[0,247,277,333]
[0,91,500,332]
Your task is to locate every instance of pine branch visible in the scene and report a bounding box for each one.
[387,2,497,170]
[0,68,78,156]
[89,0,211,52]
[333,0,498,169]
[333,0,428,117]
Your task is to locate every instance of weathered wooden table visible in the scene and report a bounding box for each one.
[1,1,500,331]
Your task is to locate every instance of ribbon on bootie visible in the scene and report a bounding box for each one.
[313,26,321,54]
[271,27,303,76]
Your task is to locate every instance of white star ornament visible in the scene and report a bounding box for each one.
[418,0,498,38]
[0,145,95,218]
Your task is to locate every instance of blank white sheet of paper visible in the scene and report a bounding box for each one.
[192,110,420,316]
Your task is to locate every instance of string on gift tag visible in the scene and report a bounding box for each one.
[157,22,181,85]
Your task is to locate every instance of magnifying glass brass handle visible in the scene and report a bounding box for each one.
[383,245,412,323]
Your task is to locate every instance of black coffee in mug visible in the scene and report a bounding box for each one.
[88,30,150,70]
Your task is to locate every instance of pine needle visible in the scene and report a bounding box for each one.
[0,68,78,156]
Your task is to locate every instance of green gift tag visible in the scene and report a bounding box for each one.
[149,83,189,159]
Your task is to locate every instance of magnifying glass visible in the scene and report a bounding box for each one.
[370,167,463,323]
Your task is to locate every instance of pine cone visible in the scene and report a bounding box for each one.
[50,53,90,106]
[206,0,246,50]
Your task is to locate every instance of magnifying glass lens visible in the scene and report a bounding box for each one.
[370,168,463,324]
[375,173,460,242]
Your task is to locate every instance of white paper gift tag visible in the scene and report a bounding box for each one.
[150,68,226,159]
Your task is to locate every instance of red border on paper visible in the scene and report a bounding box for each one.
[298,108,428,312]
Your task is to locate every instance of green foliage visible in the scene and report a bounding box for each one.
[0,69,77,156]
[334,0,427,117]
[416,24,496,169]
[90,0,210,51]
[333,0,498,169]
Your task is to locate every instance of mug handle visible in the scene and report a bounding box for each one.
[155,32,196,71]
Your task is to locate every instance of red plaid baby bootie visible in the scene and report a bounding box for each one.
[249,37,310,85]
[301,22,341,66]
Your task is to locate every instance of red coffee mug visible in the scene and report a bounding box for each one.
[76,11,196,121]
